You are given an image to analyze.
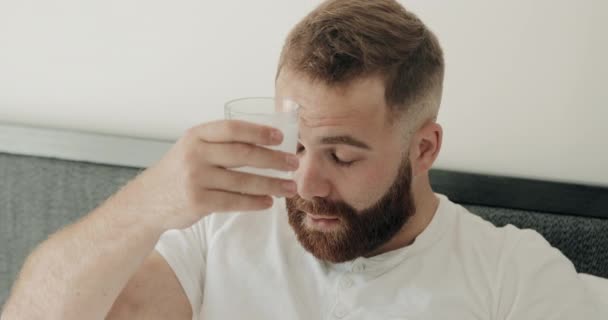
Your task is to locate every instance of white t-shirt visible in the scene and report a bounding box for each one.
[155,194,603,319]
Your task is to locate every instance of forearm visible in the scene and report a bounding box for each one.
[2,182,165,319]
[2,120,289,319]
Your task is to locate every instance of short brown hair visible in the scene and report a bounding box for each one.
[277,0,444,122]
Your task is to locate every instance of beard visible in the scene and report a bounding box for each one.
[285,157,415,263]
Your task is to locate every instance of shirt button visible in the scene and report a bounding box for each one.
[352,262,366,272]
[340,276,353,289]
[333,303,348,318]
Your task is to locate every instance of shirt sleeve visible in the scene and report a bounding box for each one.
[579,273,608,313]
[154,218,207,320]
[494,228,603,320]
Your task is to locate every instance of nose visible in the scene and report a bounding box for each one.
[293,153,331,201]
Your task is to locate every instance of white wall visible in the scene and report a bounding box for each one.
[0,0,606,186]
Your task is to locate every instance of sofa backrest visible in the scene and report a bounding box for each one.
[430,169,608,278]
[1,152,607,306]
[0,153,139,305]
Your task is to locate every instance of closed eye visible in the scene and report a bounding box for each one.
[296,143,357,167]
[331,153,356,167]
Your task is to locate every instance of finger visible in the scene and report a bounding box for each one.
[204,168,297,197]
[202,142,299,171]
[203,189,274,213]
[192,120,284,146]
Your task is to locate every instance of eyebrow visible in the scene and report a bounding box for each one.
[319,135,372,150]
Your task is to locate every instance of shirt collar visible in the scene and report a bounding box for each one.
[324,193,452,274]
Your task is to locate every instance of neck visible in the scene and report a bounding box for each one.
[366,173,438,257]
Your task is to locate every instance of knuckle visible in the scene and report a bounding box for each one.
[234,172,252,188]
[183,170,200,194]
[184,184,202,206]
[183,158,205,185]
[259,150,281,170]
[216,194,234,210]
[275,152,288,168]
[257,176,272,193]
[264,177,277,191]
[252,176,273,194]
[172,134,190,153]
[225,120,241,135]
[183,126,199,140]
[182,147,199,165]
[236,143,255,158]
[185,165,199,184]
[273,179,286,194]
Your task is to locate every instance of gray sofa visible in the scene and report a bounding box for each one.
[1,152,607,306]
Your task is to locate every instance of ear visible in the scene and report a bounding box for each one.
[408,122,443,177]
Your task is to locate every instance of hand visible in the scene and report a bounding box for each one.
[117,120,299,231]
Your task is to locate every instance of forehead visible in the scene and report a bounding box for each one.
[275,70,388,129]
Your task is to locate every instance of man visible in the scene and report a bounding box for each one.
[2,0,602,319]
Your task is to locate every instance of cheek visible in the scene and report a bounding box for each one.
[340,165,394,210]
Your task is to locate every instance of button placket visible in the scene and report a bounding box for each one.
[333,302,348,319]
[339,276,354,289]
[352,262,366,273]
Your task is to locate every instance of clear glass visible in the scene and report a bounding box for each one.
[224,97,299,179]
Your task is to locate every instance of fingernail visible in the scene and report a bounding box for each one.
[282,181,297,193]
[271,130,283,143]
[264,197,274,207]
[286,155,299,169]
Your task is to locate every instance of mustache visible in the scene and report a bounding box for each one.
[288,194,355,218]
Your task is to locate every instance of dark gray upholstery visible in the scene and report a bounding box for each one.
[1,152,607,307]
[465,205,608,278]
[0,153,140,305]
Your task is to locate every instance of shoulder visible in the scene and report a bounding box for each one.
[438,198,600,317]
[446,200,600,318]
[443,196,566,271]
[437,195,557,279]
[493,226,600,318]
[439,195,523,251]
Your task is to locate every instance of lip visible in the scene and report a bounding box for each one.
[302,212,342,231]
[305,212,340,221]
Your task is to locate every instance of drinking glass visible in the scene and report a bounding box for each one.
[224,97,299,179]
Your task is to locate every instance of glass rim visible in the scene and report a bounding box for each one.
[224,96,274,107]
[224,96,299,117]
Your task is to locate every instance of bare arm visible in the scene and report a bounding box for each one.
[1,121,297,320]
[1,176,169,319]
[106,251,192,319]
